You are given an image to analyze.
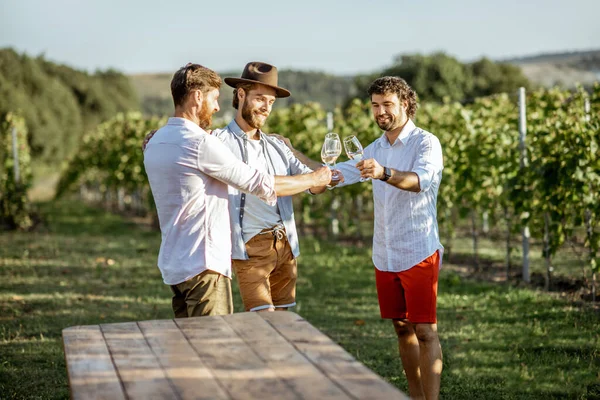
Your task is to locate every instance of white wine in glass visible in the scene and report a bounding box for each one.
[343,135,368,181]
[321,132,342,181]
[343,135,364,160]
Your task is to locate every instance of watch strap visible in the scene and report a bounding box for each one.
[381,166,391,181]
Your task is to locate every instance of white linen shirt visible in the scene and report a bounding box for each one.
[336,119,444,272]
[143,117,276,285]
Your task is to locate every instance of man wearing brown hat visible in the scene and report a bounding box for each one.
[212,61,340,312]
[143,63,333,318]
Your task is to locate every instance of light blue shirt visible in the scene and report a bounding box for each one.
[212,120,313,260]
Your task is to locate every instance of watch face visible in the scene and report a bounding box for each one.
[382,167,391,181]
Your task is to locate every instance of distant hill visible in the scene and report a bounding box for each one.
[130,70,355,118]
[130,49,600,117]
[502,49,600,66]
[503,49,600,88]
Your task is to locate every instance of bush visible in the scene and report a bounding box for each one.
[0,112,32,230]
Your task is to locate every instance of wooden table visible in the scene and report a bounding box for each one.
[62,311,408,400]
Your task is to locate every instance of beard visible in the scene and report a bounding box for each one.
[241,99,268,129]
[376,113,399,131]
[197,100,213,130]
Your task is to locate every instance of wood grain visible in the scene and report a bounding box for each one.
[62,325,126,400]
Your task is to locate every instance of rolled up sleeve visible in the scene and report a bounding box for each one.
[196,135,277,205]
[412,135,443,193]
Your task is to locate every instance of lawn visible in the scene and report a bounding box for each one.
[0,199,598,399]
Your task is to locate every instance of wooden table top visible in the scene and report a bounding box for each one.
[62,311,408,400]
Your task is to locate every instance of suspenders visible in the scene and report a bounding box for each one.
[235,133,279,228]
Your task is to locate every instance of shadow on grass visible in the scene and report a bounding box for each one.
[296,238,600,400]
[1,202,598,399]
[37,199,154,237]
[445,250,591,302]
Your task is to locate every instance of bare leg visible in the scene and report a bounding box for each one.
[392,319,425,400]
[415,323,442,400]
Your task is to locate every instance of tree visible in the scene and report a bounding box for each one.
[0,48,140,166]
[350,52,532,104]
[469,58,532,98]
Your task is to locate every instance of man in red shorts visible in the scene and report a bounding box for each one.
[350,76,444,400]
[286,76,444,399]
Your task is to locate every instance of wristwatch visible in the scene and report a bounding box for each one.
[380,166,392,181]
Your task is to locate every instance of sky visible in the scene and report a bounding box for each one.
[1,0,599,76]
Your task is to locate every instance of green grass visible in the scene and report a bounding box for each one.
[28,163,60,202]
[447,231,590,285]
[1,199,599,399]
[296,239,600,399]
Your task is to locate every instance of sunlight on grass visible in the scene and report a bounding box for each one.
[0,199,599,399]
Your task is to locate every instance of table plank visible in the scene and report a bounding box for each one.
[101,322,179,400]
[262,312,409,400]
[225,312,351,400]
[138,319,230,400]
[62,325,126,400]
[176,315,299,400]
[64,313,408,400]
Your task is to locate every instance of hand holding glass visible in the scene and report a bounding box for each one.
[343,135,368,181]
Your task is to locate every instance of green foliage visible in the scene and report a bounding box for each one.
[470,58,531,98]
[58,85,600,274]
[417,86,599,274]
[353,52,532,103]
[0,49,82,161]
[56,113,166,211]
[519,86,600,273]
[141,96,173,117]
[390,53,474,101]
[0,112,33,230]
[0,48,140,165]
[277,70,357,110]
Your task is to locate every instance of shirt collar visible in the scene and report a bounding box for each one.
[167,117,208,135]
[378,119,417,148]
[227,119,263,141]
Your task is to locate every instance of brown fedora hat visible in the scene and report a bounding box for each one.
[224,61,291,98]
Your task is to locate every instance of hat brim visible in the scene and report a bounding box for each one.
[224,77,291,98]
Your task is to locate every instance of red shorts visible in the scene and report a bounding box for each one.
[375,251,440,323]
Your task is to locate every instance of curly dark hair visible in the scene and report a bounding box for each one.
[170,63,221,107]
[367,76,418,119]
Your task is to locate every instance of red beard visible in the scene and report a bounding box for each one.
[197,100,213,130]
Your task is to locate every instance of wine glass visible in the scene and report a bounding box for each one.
[343,135,368,181]
[321,132,342,180]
